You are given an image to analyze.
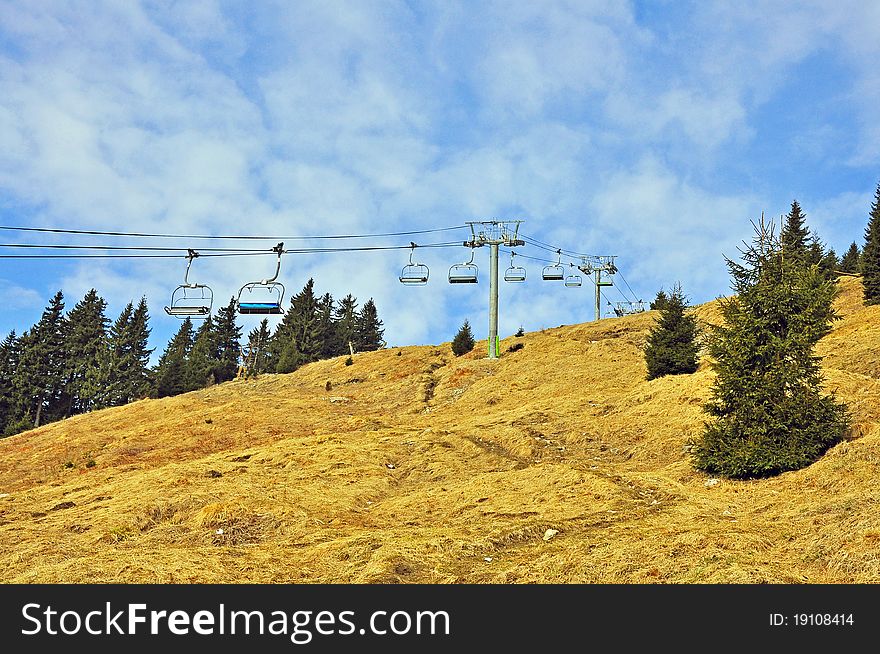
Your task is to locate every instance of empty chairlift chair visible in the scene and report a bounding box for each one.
[399,243,429,285]
[236,243,286,315]
[504,251,526,283]
[564,263,583,287]
[448,248,478,284]
[542,249,565,281]
[164,249,213,319]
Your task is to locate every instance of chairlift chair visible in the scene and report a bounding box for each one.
[542,250,564,281]
[448,248,478,284]
[504,251,526,283]
[399,243,429,285]
[236,243,286,315]
[564,263,582,287]
[164,249,213,319]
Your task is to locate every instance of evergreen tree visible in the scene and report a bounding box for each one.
[333,294,359,356]
[839,242,860,274]
[62,289,108,415]
[451,319,475,356]
[212,297,242,383]
[355,298,385,352]
[13,291,66,428]
[862,182,880,304]
[0,330,20,435]
[94,302,133,408]
[270,279,320,373]
[94,299,153,406]
[316,292,337,359]
[650,288,670,311]
[780,200,811,264]
[245,319,272,376]
[643,283,699,380]
[691,218,849,479]
[123,297,154,402]
[154,318,193,398]
[186,316,219,390]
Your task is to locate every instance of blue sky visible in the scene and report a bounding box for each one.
[1,0,879,360]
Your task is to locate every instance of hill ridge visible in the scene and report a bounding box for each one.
[1,275,879,583]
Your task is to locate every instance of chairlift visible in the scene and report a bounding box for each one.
[564,263,583,287]
[236,243,286,315]
[399,242,429,285]
[448,247,478,284]
[542,249,564,281]
[164,249,213,319]
[504,251,526,283]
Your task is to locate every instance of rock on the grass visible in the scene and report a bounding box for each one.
[543,528,559,541]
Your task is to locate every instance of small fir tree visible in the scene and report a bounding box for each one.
[839,242,860,274]
[451,319,476,356]
[862,182,880,304]
[691,217,849,479]
[643,283,700,380]
[154,318,194,398]
[355,299,385,352]
[650,288,670,311]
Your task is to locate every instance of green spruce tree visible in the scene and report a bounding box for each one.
[691,218,849,479]
[451,319,475,356]
[212,297,242,383]
[781,200,811,264]
[154,318,194,398]
[650,288,670,311]
[862,182,880,304]
[643,283,700,380]
[186,316,219,390]
[354,298,384,352]
[245,319,272,376]
[62,289,109,415]
[316,292,337,359]
[14,291,66,428]
[333,294,359,356]
[839,242,860,274]
[0,331,20,435]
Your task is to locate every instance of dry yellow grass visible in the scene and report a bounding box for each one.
[1,275,879,583]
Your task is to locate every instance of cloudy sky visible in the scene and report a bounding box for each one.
[1,0,879,358]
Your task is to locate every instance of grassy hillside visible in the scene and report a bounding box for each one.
[1,276,879,583]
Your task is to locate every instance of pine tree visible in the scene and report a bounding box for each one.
[643,283,699,380]
[212,297,242,383]
[124,297,154,402]
[187,316,219,390]
[691,218,849,479]
[270,279,320,373]
[333,294,359,356]
[62,289,109,415]
[14,291,66,428]
[154,318,193,398]
[839,242,860,274]
[451,319,475,356]
[862,182,880,304]
[245,319,272,376]
[316,292,337,359]
[650,289,670,311]
[355,299,385,352]
[781,200,811,264]
[0,330,20,435]
[94,302,133,408]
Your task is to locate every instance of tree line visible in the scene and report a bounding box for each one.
[0,278,384,437]
[643,181,880,479]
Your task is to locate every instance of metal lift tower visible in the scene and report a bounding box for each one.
[464,221,525,359]
[578,255,618,322]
